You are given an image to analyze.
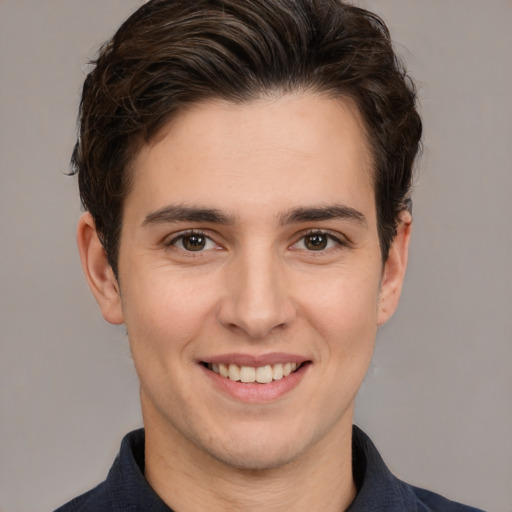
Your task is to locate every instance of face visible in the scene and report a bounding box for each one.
[80,93,410,471]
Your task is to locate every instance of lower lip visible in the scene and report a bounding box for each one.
[201,363,310,403]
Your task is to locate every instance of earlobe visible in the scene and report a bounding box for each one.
[377,210,412,326]
[76,212,125,325]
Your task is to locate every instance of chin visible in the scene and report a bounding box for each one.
[199,423,318,472]
[209,441,301,472]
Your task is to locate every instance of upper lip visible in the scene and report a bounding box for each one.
[201,352,310,367]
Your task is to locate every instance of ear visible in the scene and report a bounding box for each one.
[76,212,124,325]
[377,210,412,326]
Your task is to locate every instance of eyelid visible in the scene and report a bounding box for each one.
[165,229,219,250]
[301,228,346,242]
[291,229,348,250]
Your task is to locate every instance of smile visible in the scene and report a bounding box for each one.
[206,362,301,384]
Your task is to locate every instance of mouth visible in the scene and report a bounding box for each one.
[202,361,308,384]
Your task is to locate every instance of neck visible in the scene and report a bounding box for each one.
[143,405,357,512]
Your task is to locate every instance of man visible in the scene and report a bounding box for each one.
[56,1,483,510]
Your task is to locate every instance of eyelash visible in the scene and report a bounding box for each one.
[292,230,346,252]
[166,230,219,253]
[166,229,346,253]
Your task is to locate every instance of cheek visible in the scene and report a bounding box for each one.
[301,268,380,326]
[297,266,380,358]
[120,270,221,358]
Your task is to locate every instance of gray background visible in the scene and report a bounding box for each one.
[1,1,510,511]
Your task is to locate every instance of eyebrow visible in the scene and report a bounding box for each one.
[278,204,368,227]
[141,203,367,229]
[141,205,235,227]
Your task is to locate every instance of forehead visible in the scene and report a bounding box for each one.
[126,93,375,224]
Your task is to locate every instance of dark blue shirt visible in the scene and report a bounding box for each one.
[55,426,485,511]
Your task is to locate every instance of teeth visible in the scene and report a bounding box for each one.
[228,363,241,381]
[209,362,302,383]
[219,363,229,378]
[240,366,256,383]
[272,363,283,380]
[256,365,273,383]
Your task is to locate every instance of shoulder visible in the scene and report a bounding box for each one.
[350,426,486,512]
[53,429,146,512]
[410,484,486,512]
[53,482,111,512]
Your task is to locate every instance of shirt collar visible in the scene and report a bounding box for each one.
[347,425,418,511]
[105,429,171,511]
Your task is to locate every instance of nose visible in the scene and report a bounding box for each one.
[217,247,296,339]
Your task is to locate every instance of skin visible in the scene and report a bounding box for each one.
[78,93,411,512]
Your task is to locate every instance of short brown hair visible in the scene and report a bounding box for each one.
[73,0,422,276]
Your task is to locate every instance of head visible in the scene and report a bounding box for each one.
[73,0,422,277]
[74,0,422,478]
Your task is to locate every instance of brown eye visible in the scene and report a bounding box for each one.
[304,233,329,250]
[168,231,219,254]
[181,234,207,251]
